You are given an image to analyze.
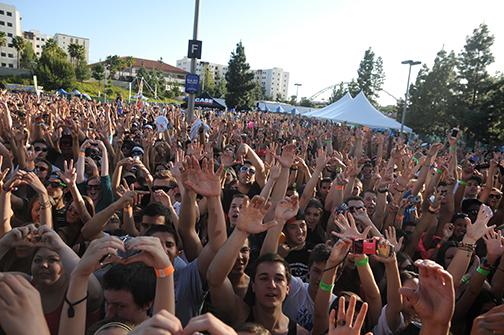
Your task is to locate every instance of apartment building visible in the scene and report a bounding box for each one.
[254,67,289,100]
[0,2,22,68]
[54,33,90,62]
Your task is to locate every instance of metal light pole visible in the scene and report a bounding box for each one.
[400,60,421,133]
[294,83,302,101]
[187,0,200,124]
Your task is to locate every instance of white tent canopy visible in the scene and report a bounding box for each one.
[308,91,412,132]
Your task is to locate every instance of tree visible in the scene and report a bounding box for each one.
[214,79,227,98]
[92,63,105,81]
[356,47,385,105]
[105,55,126,79]
[75,59,90,82]
[299,97,314,107]
[35,39,74,89]
[12,36,25,69]
[201,64,216,94]
[329,81,347,103]
[20,40,36,70]
[0,32,6,59]
[225,42,256,110]
[125,56,135,79]
[288,95,297,105]
[67,43,85,65]
[252,81,265,101]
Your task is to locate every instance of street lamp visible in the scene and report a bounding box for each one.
[187,0,200,123]
[400,60,421,133]
[294,83,302,101]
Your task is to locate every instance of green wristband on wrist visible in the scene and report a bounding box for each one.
[458,180,467,186]
[319,280,334,292]
[412,157,419,164]
[355,256,369,267]
[476,266,491,277]
[435,168,443,175]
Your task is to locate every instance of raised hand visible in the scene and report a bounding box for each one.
[328,295,371,335]
[182,156,223,197]
[152,189,173,209]
[272,143,296,168]
[3,170,28,192]
[1,224,38,248]
[58,160,76,187]
[268,163,282,181]
[483,230,504,264]
[465,204,495,243]
[23,172,47,195]
[183,313,238,335]
[123,236,171,269]
[399,260,454,330]
[470,304,504,335]
[385,226,404,252]
[274,194,299,221]
[73,236,125,277]
[332,212,371,241]
[0,274,51,335]
[235,195,276,234]
[128,310,183,335]
[328,238,352,266]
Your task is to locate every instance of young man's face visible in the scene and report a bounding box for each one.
[231,239,250,276]
[151,231,179,264]
[308,261,326,292]
[104,289,150,325]
[464,180,480,198]
[363,192,377,216]
[238,164,255,185]
[304,207,322,230]
[487,192,502,209]
[319,181,332,198]
[285,220,307,246]
[140,215,166,235]
[253,261,290,308]
[228,197,245,227]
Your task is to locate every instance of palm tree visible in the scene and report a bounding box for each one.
[12,36,25,69]
[68,43,84,65]
[0,32,6,62]
[125,56,134,79]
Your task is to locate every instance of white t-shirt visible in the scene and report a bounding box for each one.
[283,275,336,331]
[373,304,406,335]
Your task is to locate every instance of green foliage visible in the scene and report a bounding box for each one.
[12,36,25,68]
[75,60,91,82]
[299,97,314,107]
[329,82,347,103]
[201,64,216,95]
[35,39,74,89]
[356,48,385,105]
[0,32,6,48]
[213,79,227,98]
[92,63,105,81]
[225,42,256,110]
[67,43,85,65]
[105,55,127,78]
[20,40,37,70]
[288,95,297,105]
[253,81,266,101]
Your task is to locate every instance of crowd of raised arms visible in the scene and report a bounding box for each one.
[0,91,503,335]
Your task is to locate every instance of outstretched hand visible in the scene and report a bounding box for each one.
[182,156,223,197]
[235,195,276,234]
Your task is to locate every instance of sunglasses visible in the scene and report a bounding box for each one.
[489,194,502,200]
[240,166,256,174]
[36,166,49,172]
[87,184,101,191]
[349,206,365,213]
[48,181,65,188]
[152,185,175,193]
[34,147,48,152]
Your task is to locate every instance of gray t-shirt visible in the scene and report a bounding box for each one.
[174,258,205,326]
[283,275,336,331]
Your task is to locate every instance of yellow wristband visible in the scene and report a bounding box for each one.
[154,264,175,278]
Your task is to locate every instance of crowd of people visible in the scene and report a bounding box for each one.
[0,90,503,335]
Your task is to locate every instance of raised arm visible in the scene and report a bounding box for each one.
[237,143,267,188]
[299,149,328,212]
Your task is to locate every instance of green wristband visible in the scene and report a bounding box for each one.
[458,180,467,186]
[355,256,369,267]
[461,274,470,284]
[412,157,419,164]
[319,280,334,292]
[435,168,443,175]
[476,266,491,277]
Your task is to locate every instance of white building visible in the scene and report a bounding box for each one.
[23,30,50,57]
[254,68,289,100]
[0,2,22,68]
[176,56,228,82]
[54,33,90,62]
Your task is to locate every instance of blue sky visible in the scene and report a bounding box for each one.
[11,0,504,105]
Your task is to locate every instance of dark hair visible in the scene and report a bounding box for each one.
[344,196,364,203]
[308,243,332,268]
[141,202,173,226]
[399,270,419,284]
[103,263,156,309]
[145,224,182,250]
[461,198,482,215]
[320,177,332,185]
[435,241,459,269]
[451,212,469,222]
[306,198,323,211]
[363,190,377,196]
[467,175,483,185]
[251,253,291,284]
[32,139,47,146]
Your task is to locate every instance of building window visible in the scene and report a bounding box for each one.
[41,38,45,41]
[7,33,11,37]
[8,54,13,58]
[6,11,12,16]
[36,37,40,40]
[0,10,4,15]
[8,64,13,68]
[7,44,12,47]
[1,63,5,67]
[0,21,4,25]
[0,52,5,56]
[7,22,12,27]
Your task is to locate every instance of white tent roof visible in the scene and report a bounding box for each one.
[304,92,353,118]
[309,91,412,132]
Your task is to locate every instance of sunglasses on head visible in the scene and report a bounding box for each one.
[240,166,256,174]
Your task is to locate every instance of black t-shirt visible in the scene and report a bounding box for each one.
[222,182,262,213]
[284,247,310,281]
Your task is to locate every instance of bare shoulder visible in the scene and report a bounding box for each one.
[297,324,310,335]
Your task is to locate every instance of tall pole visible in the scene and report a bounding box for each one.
[294,83,302,101]
[187,0,200,124]
[400,60,421,134]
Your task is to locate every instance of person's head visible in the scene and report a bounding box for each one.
[140,203,173,235]
[87,175,102,203]
[283,218,307,247]
[251,253,291,309]
[318,178,332,199]
[352,178,363,196]
[34,159,52,181]
[363,190,377,216]
[437,182,449,205]
[66,196,95,224]
[452,213,470,240]
[361,162,373,178]
[307,243,332,292]
[87,318,134,335]
[31,247,65,288]
[396,252,416,272]
[29,195,41,224]
[461,198,482,223]
[400,271,419,317]
[231,237,251,276]
[59,135,73,156]
[228,194,247,227]
[346,196,366,220]
[238,161,256,185]
[486,188,502,209]
[304,199,323,230]
[435,241,459,269]
[46,175,66,202]
[152,171,179,200]
[103,263,156,325]
[32,139,49,159]
[144,225,181,264]
[464,175,482,199]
